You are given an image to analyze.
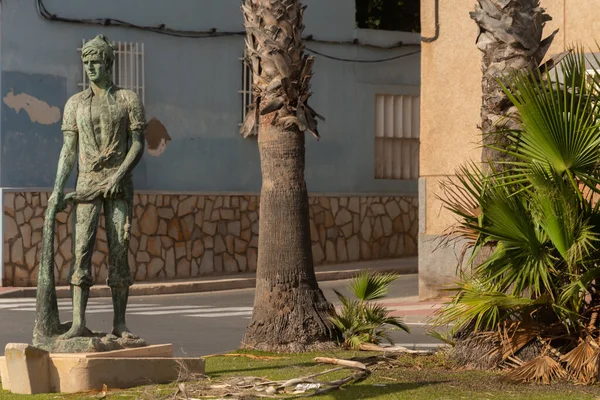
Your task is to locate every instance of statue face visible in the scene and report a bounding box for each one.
[83,54,110,84]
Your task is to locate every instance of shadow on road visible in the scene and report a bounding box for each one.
[207,361,317,377]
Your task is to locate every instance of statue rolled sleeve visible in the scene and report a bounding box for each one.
[61,97,79,133]
[127,95,146,133]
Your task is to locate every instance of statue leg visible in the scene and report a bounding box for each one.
[60,199,101,339]
[105,198,137,339]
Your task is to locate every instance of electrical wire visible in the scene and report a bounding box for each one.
[306,47,421,63]
[36,0,420,64]
[36,0,243,38]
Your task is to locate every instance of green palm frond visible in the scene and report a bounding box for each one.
[432,278,545,333]
[438,162,489,248]
[559,266,600,308]
[349,271,399,302]
[362,302,409,333]
[427,329,456,346]
[499,51,600,183]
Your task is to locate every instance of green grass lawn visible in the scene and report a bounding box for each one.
[2,350,600,399]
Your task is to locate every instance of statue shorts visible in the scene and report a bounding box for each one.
[68,194,133,289]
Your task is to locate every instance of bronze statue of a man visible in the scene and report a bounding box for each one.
[48,34,145,340]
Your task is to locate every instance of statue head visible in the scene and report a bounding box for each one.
[81,34,115,85]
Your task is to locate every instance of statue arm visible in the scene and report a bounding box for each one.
[49,130,77,209]
[54,96,79,192]
[105,93,145,197]
[54,131,77,191]
[114,129,145,182]
[104,130,143,198]
[118,92,145,178]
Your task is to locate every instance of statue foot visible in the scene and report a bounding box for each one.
[112,324,139,339]
[59,323,86,339]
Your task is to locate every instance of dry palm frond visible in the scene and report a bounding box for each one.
[588,309,599,331]
[491,322,540,361]
[561,337,600,384]
[504,355,566,384]
[451,330,503,370]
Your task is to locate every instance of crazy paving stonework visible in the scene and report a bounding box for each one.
[2,192,417,287]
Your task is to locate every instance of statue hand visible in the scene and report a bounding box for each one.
[48,191,67,213]
[104,174,123,198]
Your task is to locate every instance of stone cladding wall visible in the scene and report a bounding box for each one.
[2,192,417,287]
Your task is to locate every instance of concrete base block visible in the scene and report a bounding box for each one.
[49,356,205,393]
[52,343,173,359]
[1,343,204,394]
[4,343,51,394]
[0,355,10,391]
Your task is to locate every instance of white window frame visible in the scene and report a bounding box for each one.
[374,94,420,180]
[78,39,145,104]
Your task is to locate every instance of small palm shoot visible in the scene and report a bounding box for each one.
[330,271,409,349]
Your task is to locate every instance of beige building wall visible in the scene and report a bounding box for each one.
[419,0,600,299]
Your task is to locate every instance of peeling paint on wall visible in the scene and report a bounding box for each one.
[1,72,68,188]
[3,89,61,125]
[145,117,171,157]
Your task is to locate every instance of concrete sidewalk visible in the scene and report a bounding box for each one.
[0,257,418,299]
[383,298,447,324]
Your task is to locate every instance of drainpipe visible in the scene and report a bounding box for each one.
[421,0,439,43]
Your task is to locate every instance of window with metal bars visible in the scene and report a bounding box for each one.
[78,39,145,104]
[239,52,257,136]
[374,94,420,180]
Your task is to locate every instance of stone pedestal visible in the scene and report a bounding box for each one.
[3,344,50,394]
[0,343,205,394]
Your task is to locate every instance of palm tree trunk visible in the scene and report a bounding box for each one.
[471,0,557,169]
[241,0,338,352]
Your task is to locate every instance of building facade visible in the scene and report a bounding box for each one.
[0,0,421,286]
[419,0,600,299]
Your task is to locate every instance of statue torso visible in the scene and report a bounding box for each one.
[61,85,146,201]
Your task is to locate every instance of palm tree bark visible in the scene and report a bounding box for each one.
[471,0,557,169]
[241,0,338,352]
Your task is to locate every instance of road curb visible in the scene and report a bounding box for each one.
[0,258,418,299]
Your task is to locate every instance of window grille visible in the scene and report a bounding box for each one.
[78,39,145,104]
[239,51,257,136]
[374,94,420,180]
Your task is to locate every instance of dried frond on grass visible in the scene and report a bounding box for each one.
[203,353,285,360]
[175,359,208,383]
[561,337,600,384]
[505,355,567,384]
[154,356,374,399]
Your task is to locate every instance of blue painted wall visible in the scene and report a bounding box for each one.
[0,0,420,194]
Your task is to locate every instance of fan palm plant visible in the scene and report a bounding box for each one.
[330,271,409,349]
[434,48,600,383]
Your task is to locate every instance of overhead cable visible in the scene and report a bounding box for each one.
[36,0,420,64]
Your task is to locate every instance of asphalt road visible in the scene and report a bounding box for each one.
[0,274,444,356]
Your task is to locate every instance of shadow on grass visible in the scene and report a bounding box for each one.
[327,381,447,399]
